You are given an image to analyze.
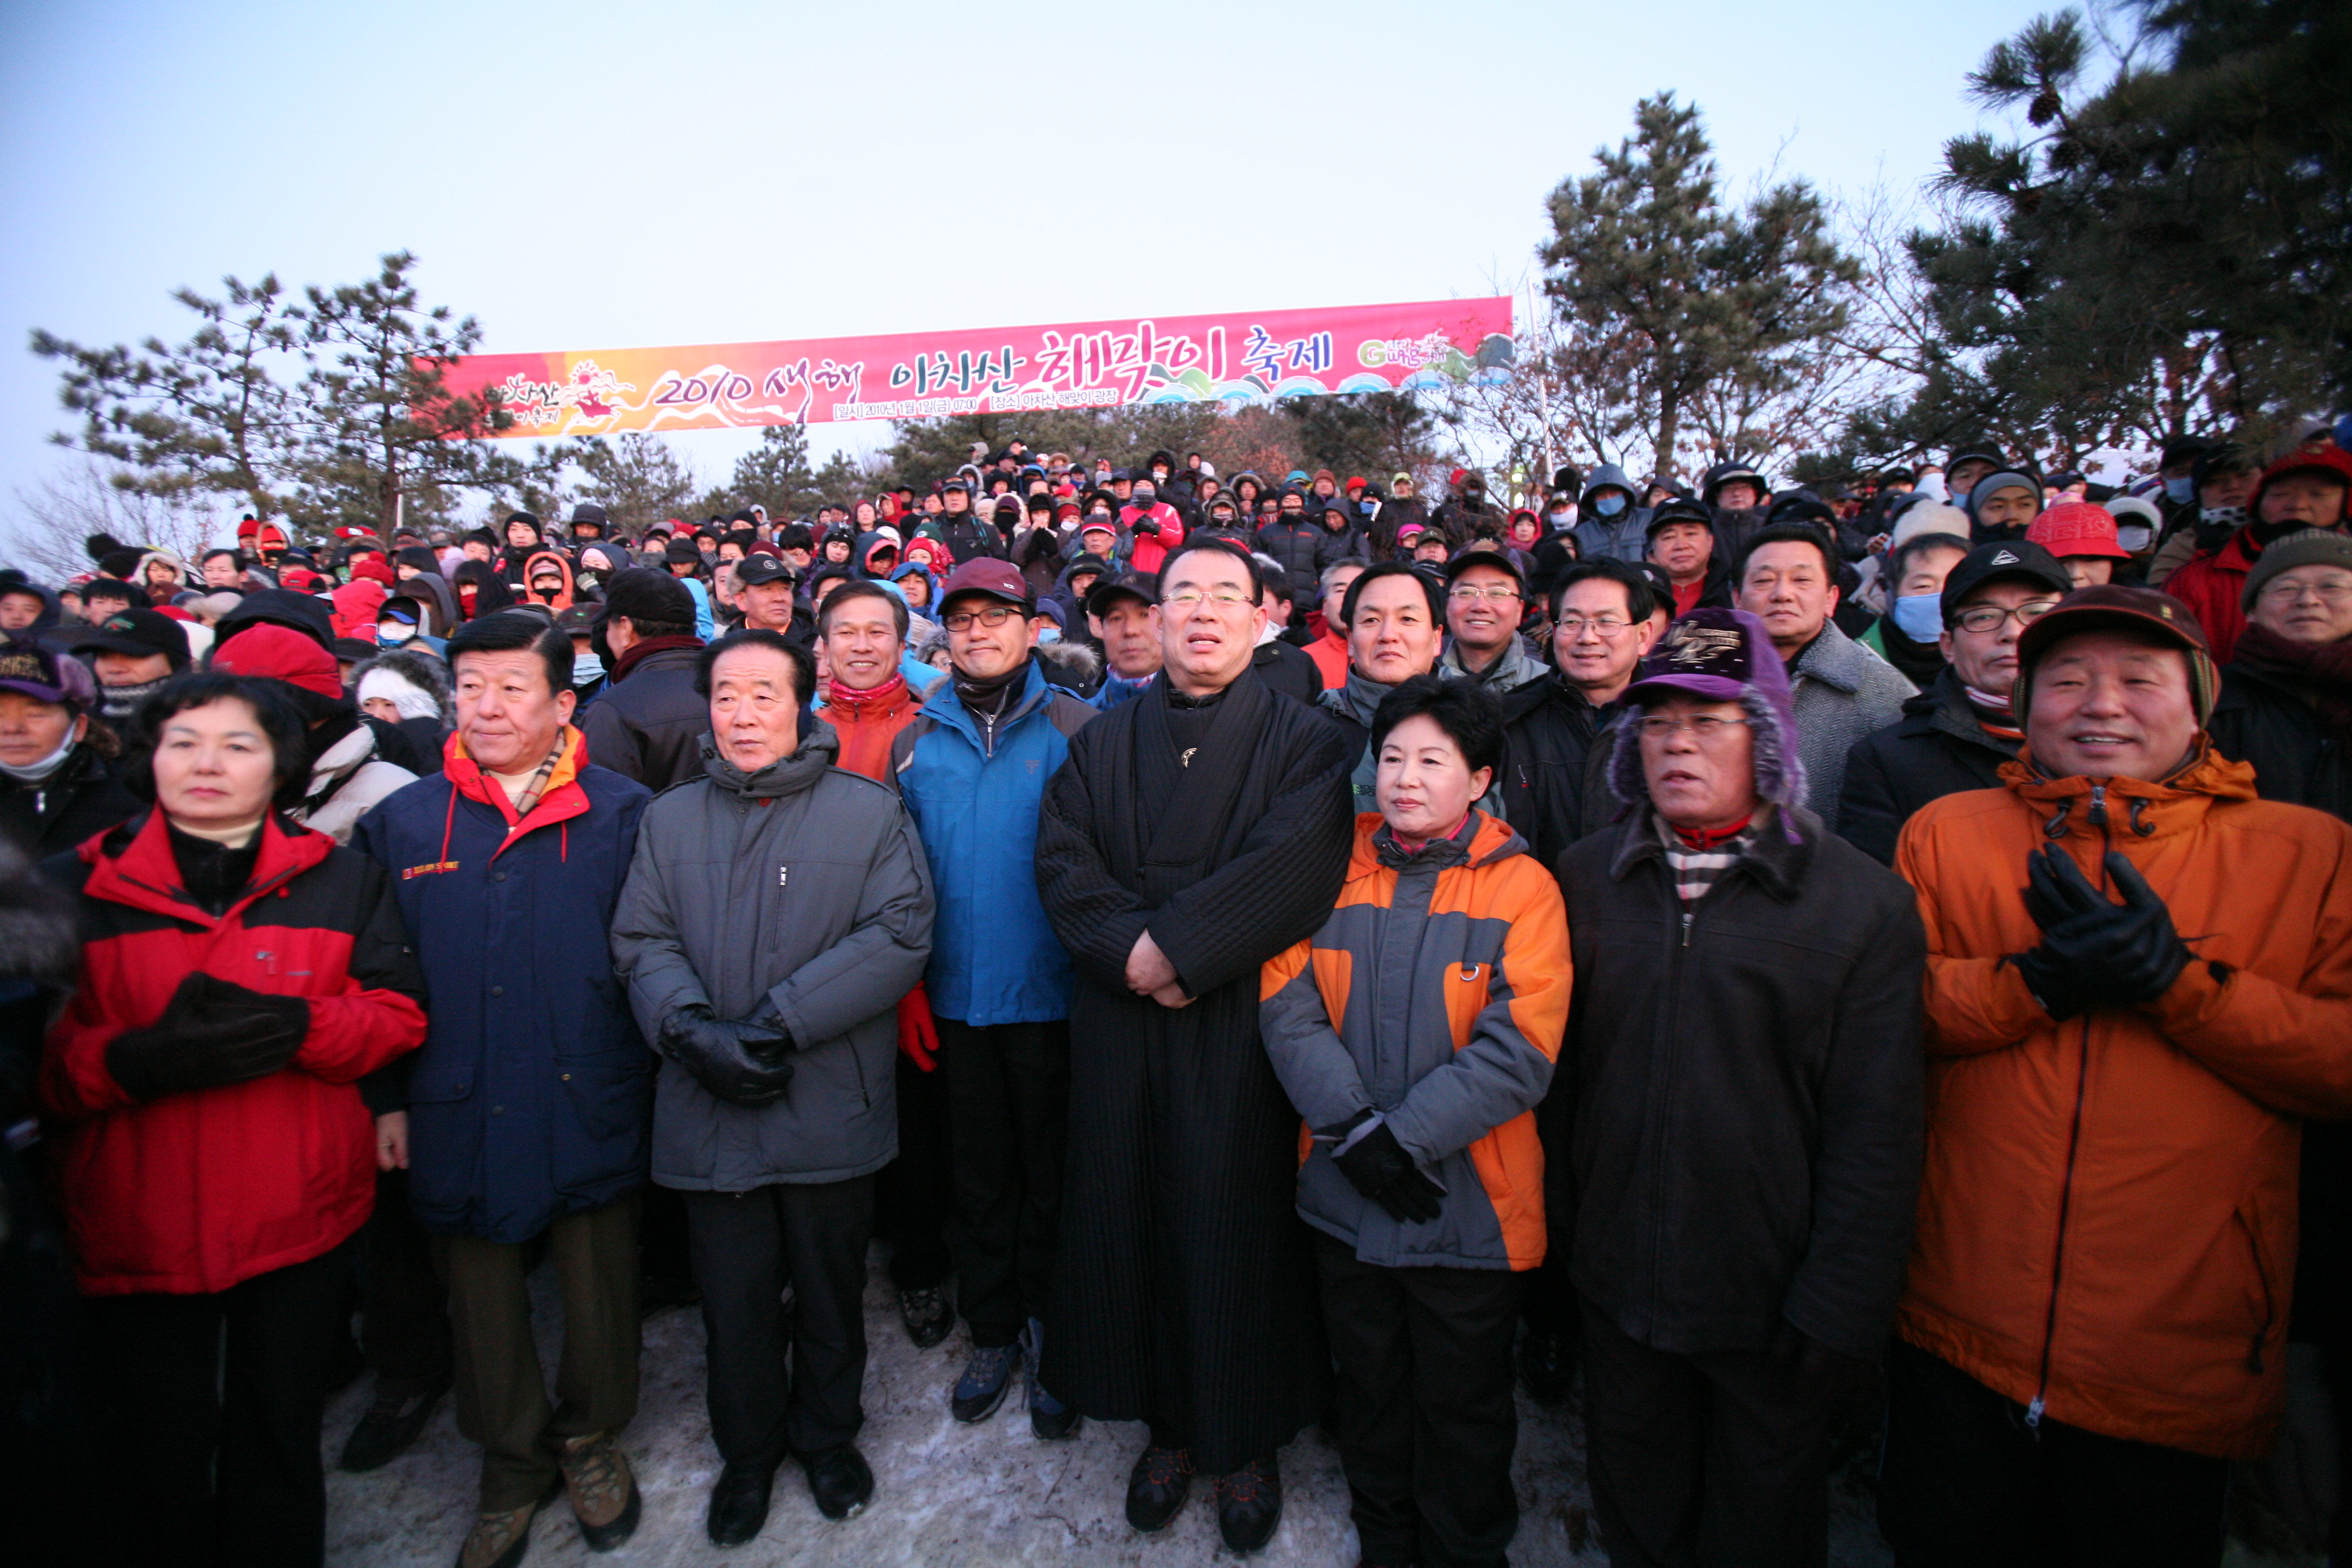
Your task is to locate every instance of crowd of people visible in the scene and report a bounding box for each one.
[2,421,2350,1568]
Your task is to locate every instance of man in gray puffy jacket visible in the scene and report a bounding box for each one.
[610,627,934,1546]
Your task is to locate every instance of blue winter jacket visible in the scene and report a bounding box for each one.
[889,660,1096,1026]
[354,739,653,1244]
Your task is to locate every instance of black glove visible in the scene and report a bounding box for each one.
[2014,847,2191,1020]
[659,1004,795,1108]
[1327,1117,1446,1225]
[106,972,310,1101]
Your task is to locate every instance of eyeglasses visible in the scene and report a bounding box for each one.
[1953,600,2060,634]
[1447,585,1522,603]
[1556,614,1633,636]
[1160,589,1255,612]
[2256,578,2352,605]
[1634,715,1752,741]
[941,604,1023,631]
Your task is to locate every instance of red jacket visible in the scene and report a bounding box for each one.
[2162,528,2259,667]
[40,810,428,1295]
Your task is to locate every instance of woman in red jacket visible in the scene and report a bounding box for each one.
[40,673,427,1568]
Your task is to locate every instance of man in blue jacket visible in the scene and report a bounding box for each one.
[355,612,653,1568]
[891,558,1097,1437]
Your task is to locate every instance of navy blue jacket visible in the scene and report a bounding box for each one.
[355,734,653,1243]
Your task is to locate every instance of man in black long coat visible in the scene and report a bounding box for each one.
[1035,538,1353,1554]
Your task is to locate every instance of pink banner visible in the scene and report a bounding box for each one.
[442,298,1515,437]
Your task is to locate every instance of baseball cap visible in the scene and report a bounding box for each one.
[734,554,797,589]
[1084,572,1157,618]
[2014,583,2216,722]
[1940,541,2074,628]
[72,607,191,666]
[0,641,95,708]
[1646,498,1714,538]
[938,558,1032,611]
[2026,502,2132,561]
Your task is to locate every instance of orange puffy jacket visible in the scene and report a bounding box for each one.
[1894,748,2352,1459]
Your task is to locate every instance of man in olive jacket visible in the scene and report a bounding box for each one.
[609,628,934,1545]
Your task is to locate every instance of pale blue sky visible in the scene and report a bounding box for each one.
[0,0,2052,549]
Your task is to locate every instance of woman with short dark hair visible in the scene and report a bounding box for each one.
[41,673,428,1567]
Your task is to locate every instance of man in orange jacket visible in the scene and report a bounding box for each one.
[1885,585,2352,1567]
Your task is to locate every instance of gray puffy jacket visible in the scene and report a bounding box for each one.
[610,723,935,1189]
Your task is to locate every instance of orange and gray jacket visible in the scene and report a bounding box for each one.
[1259,810,1570,1270]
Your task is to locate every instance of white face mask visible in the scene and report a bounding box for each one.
[572,652,606,687]
[2116,523,2154,553]
[377,621,417,643]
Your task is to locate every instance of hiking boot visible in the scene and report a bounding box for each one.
[899,1285,953,1348]
[454,1479,559,1568]
[706,1453,782,1547]
[555,1431,641,1552]
[1022,1317,1080,1440]
[1520,1324,1574,1408]
[1215,1453,1283,1553]
[801,1442,873,1520]
[1124,1443,1194,1532]
[952,1340,1020,1423]
[341,1378,451,1472]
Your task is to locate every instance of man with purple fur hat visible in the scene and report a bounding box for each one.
[1553,606,1927,1567]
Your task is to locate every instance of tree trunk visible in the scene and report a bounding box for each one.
[1655,386,1682,487]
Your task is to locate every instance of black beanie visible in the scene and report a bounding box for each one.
[599,566,696,627]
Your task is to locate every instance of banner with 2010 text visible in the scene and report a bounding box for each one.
[441,297,1515,437]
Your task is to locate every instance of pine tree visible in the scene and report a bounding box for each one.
[289,252,508,536]
[1541,95,1859,477]
[722,425,822,520]
[577,433,699,535]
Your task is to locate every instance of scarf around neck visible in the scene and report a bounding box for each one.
[2234,624,2352,743]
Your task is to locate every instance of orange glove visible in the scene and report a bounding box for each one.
[897,984,940,1073]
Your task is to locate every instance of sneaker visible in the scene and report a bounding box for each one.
[555,1431,641,1552]
[341,1378,451,1472]
[899,1285,953,1349]
[951,1341,1020,1423]
[800,1442,873,1520]
[1021,1317,1080,1440]
[1214,1453,1282,1553]
[454,1479,559,1568]
[1123,1443,1194,1532]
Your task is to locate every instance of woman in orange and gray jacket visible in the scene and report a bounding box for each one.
[1884,585,2352,1567]
[1259,676,1569,1568]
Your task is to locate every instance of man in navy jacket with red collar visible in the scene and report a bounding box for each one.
[356,612,653,1568]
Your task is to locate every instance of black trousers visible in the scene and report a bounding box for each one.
[1879,1341,2230,1568]
[941,1016,1070,1348]
[82,1236,355,1568]
[683,1175,875,1462]
[1317,1235,1524,1568]
[359,1165,452,1399]
[1579,1296,1835,1568]
[1524,1076,1580,1346]
[877,1050,953,1292]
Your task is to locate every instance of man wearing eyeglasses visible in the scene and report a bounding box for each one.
[1558,605,1925,1568]
[1840,541,2075,864]
[1035,538,1354,1553]
[887,558,1100,1443]
[1437,552,1548,695]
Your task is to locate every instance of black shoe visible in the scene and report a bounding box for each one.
[899,1285,953,1349]
[801,1443,873,1521]
[341,1378,451,1472]
[951,1342,1020,1424]
[1214,1453,1282,1554]
[1124,1443,1194,1532]
[1520,1325,1573,1408]
[706,1455,780,1547]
